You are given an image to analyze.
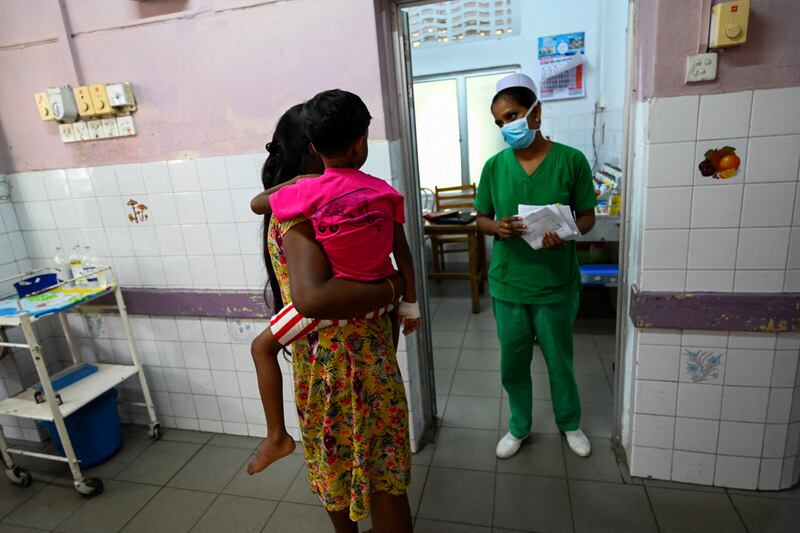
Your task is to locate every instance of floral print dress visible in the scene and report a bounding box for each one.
[267,215,411,521]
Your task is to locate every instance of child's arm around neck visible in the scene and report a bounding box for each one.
[250,174,321,216]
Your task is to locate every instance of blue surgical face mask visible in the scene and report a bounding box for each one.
[501,101,539,149]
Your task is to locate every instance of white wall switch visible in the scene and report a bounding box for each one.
[685,52,718,83]
[59,123,78,143]
[87,119,104,139]
[73,121,91,141]
[116,115,136,136]
[101,118,120,137]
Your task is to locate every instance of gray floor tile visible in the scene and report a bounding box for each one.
[576,374,613,405]
[598,352,615,376]
[641,478,723,493]
[283,467,321,506]
[532,371,553,400]
[573,351,606,375]
[434,348,461,369]
[500,399,560,435]
[435,368,455,395]
[649,488,747,533]
[458,349,501,371]
[493,473,572,532]
[54,480,159,533]
[433,331,465,349]
[442,396,500,430]
[121,487,215,533]
[418,467,494,527]
[0,525,49,533]
[433,310,471,332]
[2,483,85,531]
[564,438,622,483]
[261,502,330,533]
[570,480,657,533]
[728,485,800,501]
[109,437,153,466]
[205,434,262,450]
[191,494,276,533]
[408,464,429,515]
[159,428,212,445]
[115,440,202,485]
[729,493,799,533]
[168,445,251,493]
[432,428,498,472]
[223,452,304,500]
[573,335,598,353]
[437,395,449,415]
[593,335,615,352]
[0,479,45,519]
[415,518,492,532]
[412,442,435,466]
[450,370,502,398]
[496,433,565,478]
[463,330,501,350]
[580,402,613,438]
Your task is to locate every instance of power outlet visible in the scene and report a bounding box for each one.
[686,52,718,83]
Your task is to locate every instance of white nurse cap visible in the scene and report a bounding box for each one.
[495,73,538,96]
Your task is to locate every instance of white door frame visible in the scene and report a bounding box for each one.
[386,0,640,448]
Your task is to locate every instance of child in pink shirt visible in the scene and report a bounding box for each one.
[247,90,419,475]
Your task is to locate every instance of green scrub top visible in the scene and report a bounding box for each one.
[475,142,597,305]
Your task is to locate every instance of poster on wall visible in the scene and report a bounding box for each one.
[537,32,586,101]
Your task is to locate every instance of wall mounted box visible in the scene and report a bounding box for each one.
[106,83,136,111]
[73,86,96,117]
[710,0,750,48]
[73,121,91,141]
[89,84,113,115]
[58,123,77,142]
[47,86,78,123]
[34,92,54,121]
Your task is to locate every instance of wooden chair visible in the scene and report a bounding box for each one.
[429,184,476,273]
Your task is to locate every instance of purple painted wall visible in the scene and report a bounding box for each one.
[638,0,800,98]
[0,0,387,173]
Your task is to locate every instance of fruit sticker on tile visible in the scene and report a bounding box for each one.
[698,146,741,180]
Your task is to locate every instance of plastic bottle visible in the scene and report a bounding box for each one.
[52,246,68,284]
[81,246,105,288]
[69,245,85,286]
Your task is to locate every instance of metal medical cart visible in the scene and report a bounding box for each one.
[0,267,161,496]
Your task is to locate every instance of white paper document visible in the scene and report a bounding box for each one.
[518,204,580,250]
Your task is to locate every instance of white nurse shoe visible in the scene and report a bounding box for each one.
[565,429,591,457]
[496,431,529,459]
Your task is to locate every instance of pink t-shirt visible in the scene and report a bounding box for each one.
[271,168,405,281]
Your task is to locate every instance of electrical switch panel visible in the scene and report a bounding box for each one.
[35,92,54,121]
[106,83,137,112]
[89,84,112,115]
[73,86,96,117]
[47,86,79,123]
[710,0,750,48]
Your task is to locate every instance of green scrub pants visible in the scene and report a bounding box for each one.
[493,294,581,438]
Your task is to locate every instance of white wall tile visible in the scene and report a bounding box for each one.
[230,189,261,223]
[141,161,172,194]
[785,270,800,291]
[169,392,197,418]
[794,183,800,225]
[697,91,752,140]
[73,198,102,228]
[181,341,209,369]
[130,226,159,256]
[106,227,134,256]
[158,341,185,368]
[199,419,223,433]
[201,318,231,344]
[690,185,743,228]
[243,255,265,290]
[766,388,793,424]
[215,255,246,288]
[788,228,800,269]
[672,450,716,485]
[717,421,764,457]
[637,345,680,381]
[242,398,265,424]
[237,222,261,255]
[212,371,240,398]
[776,334,800,351]
[633,414,675,448]
[168,160,200,192]
[66,168,95,199]
[745,135,800,183]
[740,182,796,227]
[750,86,800,136]
[645,187,692,229]
[224,155,258,190]
[207,343,235,371]
[630,446,672,479]
[736,227,790,269]
[44,170,70,200]
[162,256,191,287]
[116,163,146,196]
[721,386,769,423]
[188,256,219,288]
[687,229,738,270]
[146,194,180,226]
[725,349,774,387]
[181,225,212,255]
[694,138,748,185]
[187,368,214,395]
[197,157,229,191]
[640,270,685,291]
[763,423,788,458]
[231,343,253,372]
[237,371,259,399]
[638,330,682,346]
[175,192,206,224]
[685,270,734,292]
[202,191,235,224]
[674,417,719,453]
[647,95,699,143]
[635,380,677,416]
[137,257,167,287]
[715,455,760,490]
[758,458,783,490]
[772,350,799,388]
[51,199,80,229]
[175,317,203,341]
[641,230,689,270]
[734,270,785,293]
[208,224,241,255]
[646,142,696,188]
[728,333,777,350]
[88,166,118,197]
[163,367,190,393]
[155,226,186,256]
[97,197,128,228]
[193,394,221,420]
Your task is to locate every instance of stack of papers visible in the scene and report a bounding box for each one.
[518,204,580,250]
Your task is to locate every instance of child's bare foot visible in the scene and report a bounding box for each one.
[247,433,296,475]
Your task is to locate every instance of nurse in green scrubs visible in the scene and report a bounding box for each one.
[475,73,597,459]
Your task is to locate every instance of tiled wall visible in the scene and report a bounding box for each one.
[628,87,800,490]
[0,142,423,450]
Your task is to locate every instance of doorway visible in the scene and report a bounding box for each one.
[389,0,635,452]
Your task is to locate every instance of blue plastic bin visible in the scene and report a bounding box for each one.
[579,264,619,286]
[36,372,122,469]
[14,273,58,298]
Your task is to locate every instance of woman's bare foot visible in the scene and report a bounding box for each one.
[247,433,296,475]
